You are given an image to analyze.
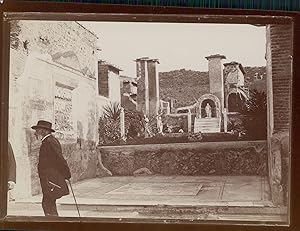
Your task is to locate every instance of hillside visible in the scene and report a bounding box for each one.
[159,69,209,108]
[159,66,266,108]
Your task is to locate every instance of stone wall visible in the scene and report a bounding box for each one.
[99,141,267,176]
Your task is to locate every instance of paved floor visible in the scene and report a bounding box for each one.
[6,175,287,223]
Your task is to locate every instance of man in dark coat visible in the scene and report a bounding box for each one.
[32,120,71,216]
[8,141,16,201]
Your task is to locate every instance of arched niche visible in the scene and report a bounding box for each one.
[197,94,221,118]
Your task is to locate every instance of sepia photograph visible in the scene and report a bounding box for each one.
[3,13,292,225]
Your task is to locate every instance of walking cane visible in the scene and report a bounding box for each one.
[67,179,81,219]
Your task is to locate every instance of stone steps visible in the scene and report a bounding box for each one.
[194,118,221,133]
[9,201,287,222]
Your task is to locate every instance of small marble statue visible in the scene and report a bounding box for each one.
[205,103,212,118]
[157,115,163,134]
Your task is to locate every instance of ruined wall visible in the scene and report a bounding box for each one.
[9,20,101,197]
[10,20,97,79]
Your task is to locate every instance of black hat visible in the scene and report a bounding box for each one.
[31,120,55,132]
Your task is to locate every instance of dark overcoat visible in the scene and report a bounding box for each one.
[38,135,71,199]
[8,142,16,183]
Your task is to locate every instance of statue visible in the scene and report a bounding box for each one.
[205,103,212,118]
[157,115,163,134]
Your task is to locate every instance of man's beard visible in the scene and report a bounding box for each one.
[35,133,43,141]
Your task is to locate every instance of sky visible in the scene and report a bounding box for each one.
[80,21,266,77]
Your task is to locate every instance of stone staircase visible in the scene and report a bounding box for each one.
[194,117,221,133]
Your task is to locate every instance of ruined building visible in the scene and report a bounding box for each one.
[8,20,123,198]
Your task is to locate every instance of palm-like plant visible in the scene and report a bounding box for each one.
[98,102,145,144]
[102,102,121,121]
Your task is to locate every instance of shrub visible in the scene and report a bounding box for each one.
[187,132,203,142]
[98,102,122,145]
[162,115,188,133]
[98,117,121,145]
[124,109,144,139]
[241,90,267,140]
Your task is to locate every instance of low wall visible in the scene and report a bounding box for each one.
[98,141,268,176]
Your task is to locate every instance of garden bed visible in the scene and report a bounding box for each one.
[98,132,261,146]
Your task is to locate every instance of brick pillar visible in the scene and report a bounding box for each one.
[136,57,160,117]
[268,25,292,132]
[266,24,292,206]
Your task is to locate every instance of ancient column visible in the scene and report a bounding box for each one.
[135,57,160,118]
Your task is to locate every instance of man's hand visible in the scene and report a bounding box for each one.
[8,181,15,190]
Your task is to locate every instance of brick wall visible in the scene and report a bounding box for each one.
[269,24,292,132]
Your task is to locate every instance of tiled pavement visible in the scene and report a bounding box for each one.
[6,175,287,223]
